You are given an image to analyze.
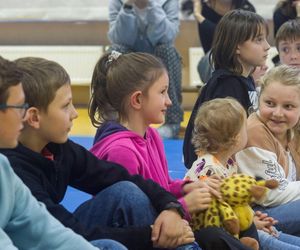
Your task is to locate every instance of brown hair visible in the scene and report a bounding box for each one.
[89,52,166,127]
[0,56,22,104]
[275,19,300,49]
[211,9,266,75]
[192,98,246,154]
[14,57,70,112]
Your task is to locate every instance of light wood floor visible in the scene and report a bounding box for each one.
[70,108,191,137]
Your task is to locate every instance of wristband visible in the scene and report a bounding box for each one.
[164,202,185,218]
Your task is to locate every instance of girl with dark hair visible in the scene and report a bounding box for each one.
[183,9,270,169]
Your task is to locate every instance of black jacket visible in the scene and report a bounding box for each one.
[183,69,257,169]
[273,7,295,36]
[198,0,255,53]
[0,139,182,250]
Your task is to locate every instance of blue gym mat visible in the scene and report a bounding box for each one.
[62,136,186,212]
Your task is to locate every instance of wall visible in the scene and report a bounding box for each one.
[0,0,277,21]
[0,1,276,108]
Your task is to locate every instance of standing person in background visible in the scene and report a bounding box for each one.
[183,9,270,169]
[236,65,300,237]
[107,0,183,139]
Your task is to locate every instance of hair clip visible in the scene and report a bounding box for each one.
[107,50,122,64]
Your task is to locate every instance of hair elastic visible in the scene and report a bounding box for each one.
[107,50,122,63]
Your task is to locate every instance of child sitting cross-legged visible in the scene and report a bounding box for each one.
[89,51,258,250]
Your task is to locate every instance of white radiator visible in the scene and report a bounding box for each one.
[189,47,205,87]
[0,46,104,85]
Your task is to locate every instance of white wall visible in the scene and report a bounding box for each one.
[0,0,110,21]
[0,0,278,21]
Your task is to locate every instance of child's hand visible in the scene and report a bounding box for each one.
[151,210,195,248]
[193,0,205,23]
[204,175,221,199]
[183,176,221,199]
[183,187,212,213]
[253,211,278,236]
[176,220,196,247]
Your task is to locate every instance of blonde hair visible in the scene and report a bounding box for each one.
[192,98,246,154]
[259,65,300,138]
[259,65,300,95]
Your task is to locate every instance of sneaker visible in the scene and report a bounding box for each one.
[157,123,180,139]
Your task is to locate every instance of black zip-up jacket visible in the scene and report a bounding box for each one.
[183,69,257,169]
[0,139,182,250]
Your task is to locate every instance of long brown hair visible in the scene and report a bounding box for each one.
[211,9,266,75]
[89,52,166,127]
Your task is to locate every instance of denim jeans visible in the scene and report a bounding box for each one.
[176,242,202,250]
[74,181,200,250]
[90,239,128,250]
[258,229,300,250]
[254,199,300,236]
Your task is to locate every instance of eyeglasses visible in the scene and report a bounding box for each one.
[0,103,29,118]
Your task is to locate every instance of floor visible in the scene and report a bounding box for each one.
[69,108,191,137]
[63,108,191,212]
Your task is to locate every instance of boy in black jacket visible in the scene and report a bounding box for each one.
[0,57,196,250]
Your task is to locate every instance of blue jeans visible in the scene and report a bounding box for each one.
[254,199,300,236]
[74,181,200,250]
[177,243,201,250]
[90,239,127,250]
[258,229,300,250]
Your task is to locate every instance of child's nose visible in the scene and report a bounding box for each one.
[273,106,283,117]
[264,40,271,51]
[166,94,172,106]
[71,104,78,120]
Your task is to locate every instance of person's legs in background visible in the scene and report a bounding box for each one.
[155,44,183,139]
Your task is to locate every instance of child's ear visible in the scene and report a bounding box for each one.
[236,45,241,55]
[130,90,143,110]
[25,107,41,128]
